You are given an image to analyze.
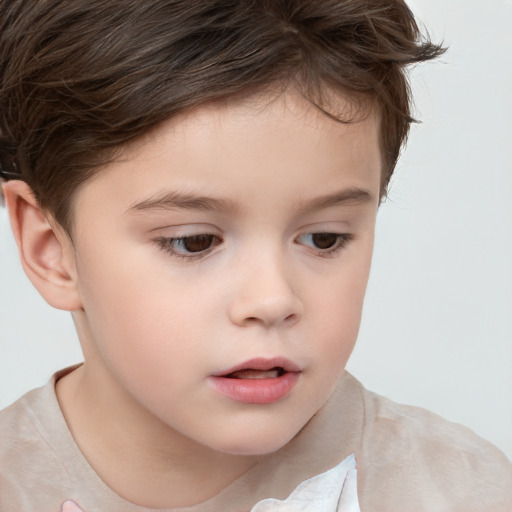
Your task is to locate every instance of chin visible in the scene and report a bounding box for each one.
[212,423,305,456]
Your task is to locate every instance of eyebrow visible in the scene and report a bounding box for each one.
[127,187,373,216]
[127,191,240,215]
[296,187,373,214]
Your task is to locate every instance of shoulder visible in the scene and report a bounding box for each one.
[0,374,75,510]
[0,383,54,460]
[350,378,512,512]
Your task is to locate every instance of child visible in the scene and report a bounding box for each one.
[0,1,511,511]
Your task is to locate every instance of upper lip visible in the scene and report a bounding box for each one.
[212,357,302,377]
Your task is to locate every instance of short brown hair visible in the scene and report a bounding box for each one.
[0,0,444,234]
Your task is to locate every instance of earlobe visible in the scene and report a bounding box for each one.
[2,180,82,311]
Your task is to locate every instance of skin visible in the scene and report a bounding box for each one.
[4,89,381,508]
[61,501,84,512]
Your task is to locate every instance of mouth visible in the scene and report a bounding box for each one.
[209,358,301,404]
[212,357,302,378]
[224,367,287,379]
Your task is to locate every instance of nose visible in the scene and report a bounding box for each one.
[228,251,303,328]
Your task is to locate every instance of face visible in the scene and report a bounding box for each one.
[69,90,381,456]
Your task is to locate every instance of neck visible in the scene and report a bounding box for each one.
[56,363,259,508]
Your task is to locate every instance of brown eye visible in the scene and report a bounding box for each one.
[311,233,338,249]
[155,233,221,259]
[181,234,216,253]
[296,232,352,255]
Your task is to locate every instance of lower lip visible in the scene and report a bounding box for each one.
[208,372,300,404]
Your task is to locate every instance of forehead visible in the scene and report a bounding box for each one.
[123,85,378,162]
[72,89,381,225]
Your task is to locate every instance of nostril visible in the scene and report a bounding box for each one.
[284,313,298,323]
[243,313,298,326]
[229,291,303,327]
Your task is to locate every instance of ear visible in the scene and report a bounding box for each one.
[2,180,82,311]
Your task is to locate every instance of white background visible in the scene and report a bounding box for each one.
[1,0,511,458]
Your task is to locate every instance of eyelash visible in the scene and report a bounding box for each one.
[153,234,222,261]
[296,233,354,258]
[153,232,354,261]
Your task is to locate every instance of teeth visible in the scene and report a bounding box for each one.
[228,368,283,379]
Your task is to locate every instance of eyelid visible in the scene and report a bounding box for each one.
[153,233,223,260]
[295,232,354,257]
[147,222,221,235]
[151,228,354,262]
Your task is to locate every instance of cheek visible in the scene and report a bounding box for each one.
[309,250,373,366]
[76,253,172,366]
[315,295,361,367]
[75,247,220,387]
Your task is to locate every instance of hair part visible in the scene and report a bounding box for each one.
[0,0,445,234]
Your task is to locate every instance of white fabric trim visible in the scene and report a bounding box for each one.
[250,454,360,512]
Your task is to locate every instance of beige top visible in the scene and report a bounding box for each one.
[1,367,511,512]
